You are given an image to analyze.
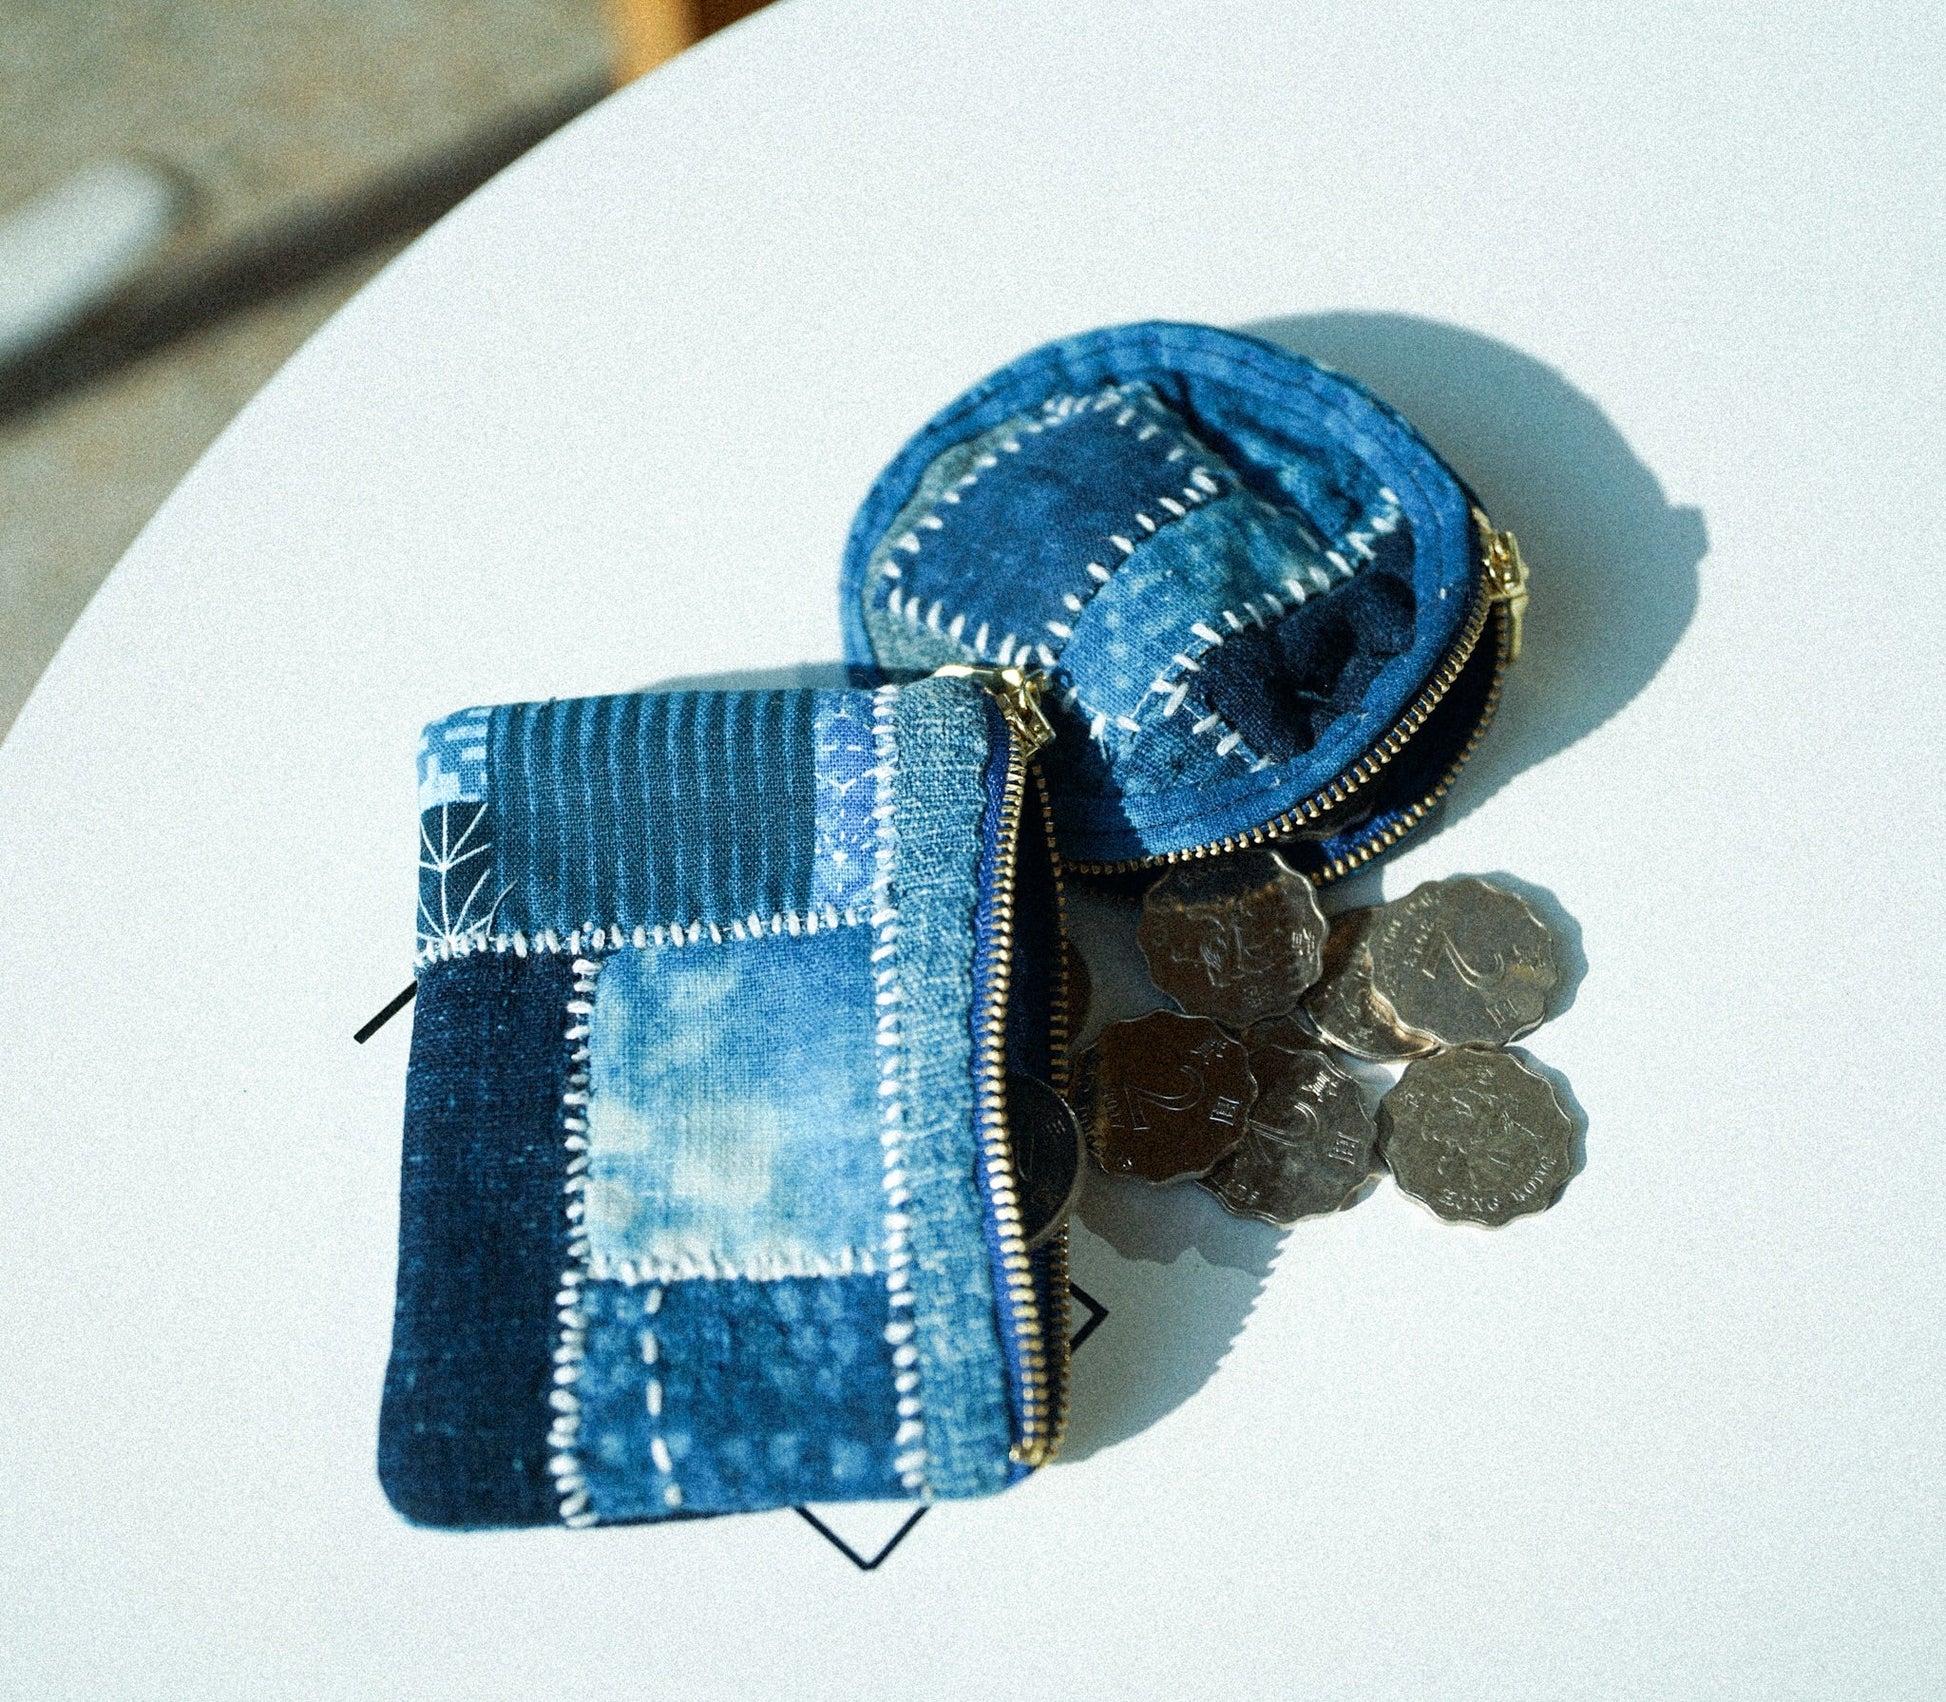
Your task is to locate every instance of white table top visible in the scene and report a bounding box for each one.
[3,2,1941,1696]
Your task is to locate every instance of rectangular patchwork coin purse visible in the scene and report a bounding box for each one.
[380,672,1071,1528]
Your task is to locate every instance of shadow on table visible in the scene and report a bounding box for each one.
[1244,311,1708,834]
[647,317,1689,1468]
[1064,317,1673,1463]
[1056,886,1291,1462]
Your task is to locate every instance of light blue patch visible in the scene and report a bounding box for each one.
[1044,492,1329,803]
[417,705,492,810]
[583,930,884,1281]
[1059,492,1329,742]
[811,694,877,912]
[885,676,1014,1498]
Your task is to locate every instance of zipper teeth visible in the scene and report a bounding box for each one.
[1068,546,1501,881]
[978,725,1051,1466]
[1035,760,1073,1097]
[1308,598,1511,882]
[1031,757,1074,1462]
[1040,1222,1074,1458]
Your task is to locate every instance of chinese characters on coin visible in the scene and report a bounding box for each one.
[1366,876,1563,1047]
[1072,1010,1256,1184]
[1202,1018,1377,1224]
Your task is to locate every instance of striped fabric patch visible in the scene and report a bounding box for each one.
[487,690,821,939]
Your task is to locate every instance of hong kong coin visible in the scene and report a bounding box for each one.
[1302,907,1439,1061]
[1366,876,1563,1047]
[1377,1046,1577,1227]
[1136,849,1327,1031]
[1071,1010,1256,1185]
[1007,1072,1086,1248]
[1202,1018,1377,1224]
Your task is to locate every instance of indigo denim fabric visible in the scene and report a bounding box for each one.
[886,678,1015,1499]
[412,688,879,959]
[575,1275,902,1518]
[863,384,1233,678]
[379,951,575,1529]
[582,929,883,1282]
[388,677,1035,1528]
[841,321,1479,864]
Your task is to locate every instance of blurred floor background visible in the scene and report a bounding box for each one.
[0,0,768,739]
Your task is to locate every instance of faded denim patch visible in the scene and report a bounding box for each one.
[582,929,883,1281]
[576,1275,901,1520]
[1051,490,1341,777]
[885,677,1014,1498]
[862,382,1227,678]
[810,693,877,912]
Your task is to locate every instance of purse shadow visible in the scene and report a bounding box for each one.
[643,323,1672,1464]
[1058,887,1289,1461]
[1242,312,1707,831]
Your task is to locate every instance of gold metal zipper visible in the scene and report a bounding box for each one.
[938,663,1059,1466]
[934,662,1056,758]
[1479,518,1529,662]
[1031,756,1074,1460]
[1067,508,1527,882]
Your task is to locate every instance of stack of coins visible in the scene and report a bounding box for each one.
[1071,858,1581,1229]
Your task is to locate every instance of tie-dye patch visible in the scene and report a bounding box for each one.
[582,929,883,1282]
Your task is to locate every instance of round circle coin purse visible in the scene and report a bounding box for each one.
[840,321,1528,880]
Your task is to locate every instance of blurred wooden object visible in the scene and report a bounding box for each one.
[608,0,774,79]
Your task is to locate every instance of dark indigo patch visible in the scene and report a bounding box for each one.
[1194,529,1418,763]
[577,1275,902,1519]
[379,950,575,1529]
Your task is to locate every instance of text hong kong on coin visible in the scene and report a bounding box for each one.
[1377,1046,1576,1227]
[1072,1009,1257,1184]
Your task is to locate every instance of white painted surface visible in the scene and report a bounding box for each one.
[2,2,1940,1696]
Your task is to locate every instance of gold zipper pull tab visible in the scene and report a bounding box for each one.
[1474,509,1530,663]
[932,663,1056,758]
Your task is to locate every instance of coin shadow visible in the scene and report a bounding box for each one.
[1241,312,1707,831]
[1478,870,1588,1022]
[1059,887,1294,1459]
[1507,1046,1591,1187]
